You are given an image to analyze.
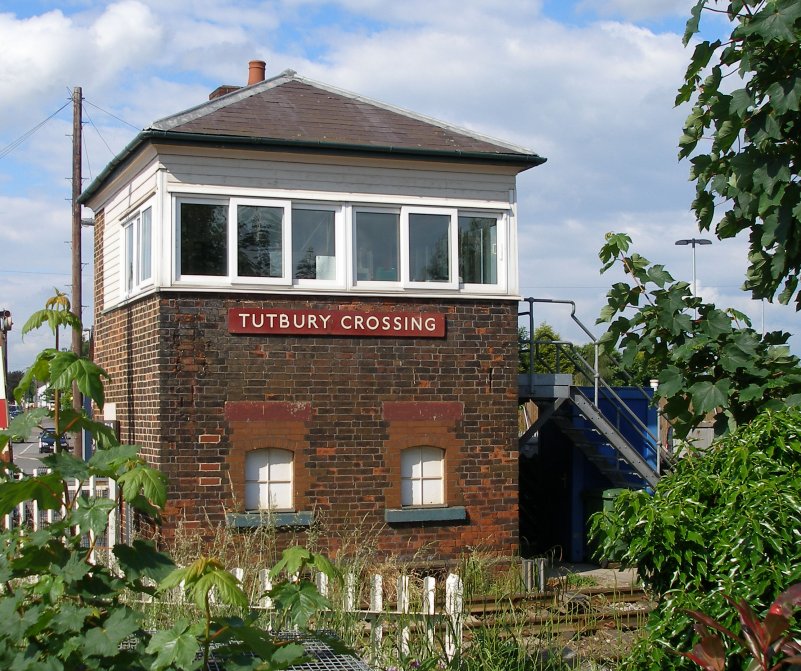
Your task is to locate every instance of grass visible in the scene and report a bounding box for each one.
[125,516,641,671]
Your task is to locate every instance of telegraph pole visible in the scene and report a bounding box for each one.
[71,86,83,459]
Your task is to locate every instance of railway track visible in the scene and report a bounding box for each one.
[463,586,653,636]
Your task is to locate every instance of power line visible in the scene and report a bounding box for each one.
[0,101,71,160]
[83,99,140,131]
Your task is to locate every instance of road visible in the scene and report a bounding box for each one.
[13,437,46,475]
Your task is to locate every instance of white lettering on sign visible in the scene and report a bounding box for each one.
[229,308,445,338]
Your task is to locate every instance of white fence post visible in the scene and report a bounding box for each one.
[258,568,273,610]
[445,573,463,660]
[423,575,436,649]
[369,574,383,662]
[397,574,410,656]
[345,572,356,612]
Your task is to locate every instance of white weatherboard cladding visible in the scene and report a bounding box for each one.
[101,160,161,308]
[159,149,517,204]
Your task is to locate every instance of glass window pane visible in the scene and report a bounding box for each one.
[458,216,497,284]
[270,482,293,509]
[245,450,269,481]
[237,205,283,278]
[401,448,421,479]
[180,202,228,276]
[409,213,450,282]
[124,223,134,293]
[420,447,443,477]
[244,482,261,510]
[401,478,419,506]
[355,211,399,281]
[292,209,336,280]
[269,450,293,480]
[139,207,152,283]
[421,479,443,505]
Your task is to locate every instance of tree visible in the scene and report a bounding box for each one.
[598,232,801,438]
[679,0,801,308]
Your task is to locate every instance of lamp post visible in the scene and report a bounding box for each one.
[675,238,712,317]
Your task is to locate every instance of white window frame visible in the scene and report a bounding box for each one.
[174,196,231,284]
[458,211,506,293]
[401,446,445,508]
[121,203,154,297]
[351,205,402,289]
[244,448,294,512]
[170,192,510,296]
[231,197,292,287]
[402,206,459,290]
[290,202,345,289]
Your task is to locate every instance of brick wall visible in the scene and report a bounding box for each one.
[95,291,519,562]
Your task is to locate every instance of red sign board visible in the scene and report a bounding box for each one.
[228,308,445,338]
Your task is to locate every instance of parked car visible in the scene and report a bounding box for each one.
[38,429,68,453]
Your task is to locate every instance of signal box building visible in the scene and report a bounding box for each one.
[81,62,545,561]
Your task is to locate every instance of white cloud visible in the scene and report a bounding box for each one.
[0,0,795,369]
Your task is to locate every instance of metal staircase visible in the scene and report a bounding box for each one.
[518,298,672,490]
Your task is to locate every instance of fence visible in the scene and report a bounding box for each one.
[1,474,121,563]
[153,566,465,663]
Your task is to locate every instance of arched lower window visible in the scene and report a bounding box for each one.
[401,446,444,507]
[245,448,293,511]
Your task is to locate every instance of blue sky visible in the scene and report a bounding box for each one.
[0,0,793,372]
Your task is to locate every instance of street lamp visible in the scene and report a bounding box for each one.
[675,238,712,315]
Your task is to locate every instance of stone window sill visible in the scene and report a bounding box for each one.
[384,506,467,524]
[226,511,314,528]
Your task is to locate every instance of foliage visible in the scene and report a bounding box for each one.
[678,583,801,671]
[679,0,801,309]
[0,295,329,670]
[598,232,801,438]
[591,406,801,671]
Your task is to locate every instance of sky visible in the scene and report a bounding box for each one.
[0,0,795,373]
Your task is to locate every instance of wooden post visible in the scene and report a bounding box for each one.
[71,86,83,459]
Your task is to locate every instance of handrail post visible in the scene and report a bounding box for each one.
[594,341,600,406]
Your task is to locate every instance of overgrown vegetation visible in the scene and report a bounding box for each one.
[0,295,333,670]
[592,407,801,671]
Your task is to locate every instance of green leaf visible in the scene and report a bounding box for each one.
[114,539,176,583]
[40,451,90,481]
[269,581,331,629]
[740,2,801,42]
[0,473,63,516]
[699,309,733,338]
[69,495,117,538]
[48,351,109,407]
[270,546,313,580]
[193,569,248,610]
[21,304,82,338]
[689,380,731,414]
[683,0,706,45]
[729,88,753,117]
[82,607,142,658]
[117,463,167,510]
[88,444,142,476]
[146,620,202,671]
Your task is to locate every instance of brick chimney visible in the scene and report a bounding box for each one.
[209,59,267,100]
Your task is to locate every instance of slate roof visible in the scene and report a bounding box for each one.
[81,70,544,204]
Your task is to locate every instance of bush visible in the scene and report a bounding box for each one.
[593,407,801,671]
